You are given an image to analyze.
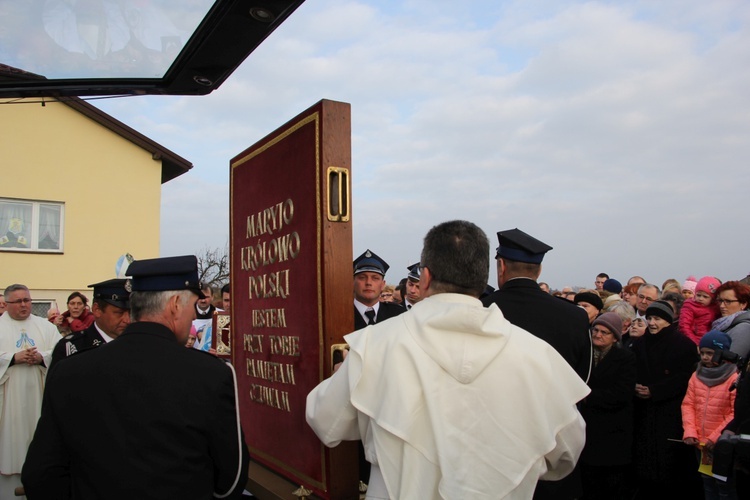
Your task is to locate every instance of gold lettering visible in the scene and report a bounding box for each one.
[243,334,263,354]
[269,335,300,356]
[252,309,287,328]
[249,384,291,412]
[249,269,291,299]
[246,359,296,385]
[245,199,295,239]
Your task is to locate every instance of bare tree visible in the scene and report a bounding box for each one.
[196,245,229,290]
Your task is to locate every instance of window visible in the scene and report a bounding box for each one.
[0,198,64,252]
[31,301,54,319]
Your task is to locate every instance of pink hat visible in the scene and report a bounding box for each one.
[682,276,697,294]
[695,276,721,296]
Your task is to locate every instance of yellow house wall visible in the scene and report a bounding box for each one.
[1,99,162,306]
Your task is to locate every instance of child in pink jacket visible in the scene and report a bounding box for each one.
[680,276,721,345]
[682,330,739,499]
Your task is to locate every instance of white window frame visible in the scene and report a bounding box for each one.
[0,197,65,253]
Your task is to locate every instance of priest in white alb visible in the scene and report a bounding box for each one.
[0,284,60,498]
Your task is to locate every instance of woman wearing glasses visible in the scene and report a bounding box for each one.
[711,281,750,359]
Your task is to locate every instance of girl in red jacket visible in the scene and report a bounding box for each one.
[682,330,739,499]
[680,276,721,344]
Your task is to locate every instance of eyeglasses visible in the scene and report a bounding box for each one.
[7,298,32,304]
[591,327,614,336]
[637,294,655,303]
[380,293,393,298]
[717,298,740,305]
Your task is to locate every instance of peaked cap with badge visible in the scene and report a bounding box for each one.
[495,228,553,264]
[49,277,131,368]
[89,278,130,309]
[354,249,389,276]
[125,255,205,298]
[407,262,421,281]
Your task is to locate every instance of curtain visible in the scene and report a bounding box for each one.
[0,201,32,248]
[39,204,61,250]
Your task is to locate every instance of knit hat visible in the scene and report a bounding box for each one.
[682,276,698,294]
[592,312,623,341]
[699,330,732,351]
[696,276,721,297]
[645,300,674,323]
[603,278,623,294]
[574,291,603,311]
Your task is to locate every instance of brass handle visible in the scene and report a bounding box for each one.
[327,167,350,222]
[331,343,349,368]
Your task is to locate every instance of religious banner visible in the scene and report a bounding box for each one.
[230,100,357,499]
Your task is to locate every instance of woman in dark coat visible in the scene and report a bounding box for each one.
[631,300,700,498]
[579,312,636,500]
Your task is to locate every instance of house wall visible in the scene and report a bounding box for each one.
[1,98,162,309]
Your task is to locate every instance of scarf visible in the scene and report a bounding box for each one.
[712,310,744,332]
[593,345,613,367]
[696,362,737,387]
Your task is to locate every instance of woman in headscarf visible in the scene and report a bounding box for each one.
[579,312,636,500]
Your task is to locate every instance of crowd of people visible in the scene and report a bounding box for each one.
[313,227,750,500]
[3,221,750,499]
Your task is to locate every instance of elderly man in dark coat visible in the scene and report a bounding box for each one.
[22,256,249,500]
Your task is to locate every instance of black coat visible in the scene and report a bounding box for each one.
[49,323,107,369]
[580,346,636,466]
[630,324,698,484]
[482,278,592,380]
[482,278,592,500]
[22,322,249,500]
[353,302,405,330]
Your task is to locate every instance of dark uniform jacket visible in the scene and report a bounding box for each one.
[49,323,107,369]
[353,302,405,330]
[482,278,592,380]
[482,277,592,500]
[22,322,249,500]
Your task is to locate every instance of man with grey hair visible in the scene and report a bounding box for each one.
[0,284,60,497]
[23,256,248,499]
[635,283,660,320]
[307,220,589,499]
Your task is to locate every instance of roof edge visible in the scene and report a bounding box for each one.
[60,97,192,183]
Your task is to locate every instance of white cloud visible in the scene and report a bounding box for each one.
[93,0,750,288]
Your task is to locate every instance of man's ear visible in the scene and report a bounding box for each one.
[167,293,182,317]
[420,267,433,295]
[92,301,104,319]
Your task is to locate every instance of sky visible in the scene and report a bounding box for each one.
[92,0,750,291]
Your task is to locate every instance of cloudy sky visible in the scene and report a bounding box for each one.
[93,0,750,290]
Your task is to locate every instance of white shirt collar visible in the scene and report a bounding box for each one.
[354,299,379,322]
[94,322,115,343]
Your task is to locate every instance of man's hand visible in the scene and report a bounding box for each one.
[14,348,42,365]
[635,384,651,399]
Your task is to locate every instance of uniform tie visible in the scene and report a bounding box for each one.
[365,309,376,325]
